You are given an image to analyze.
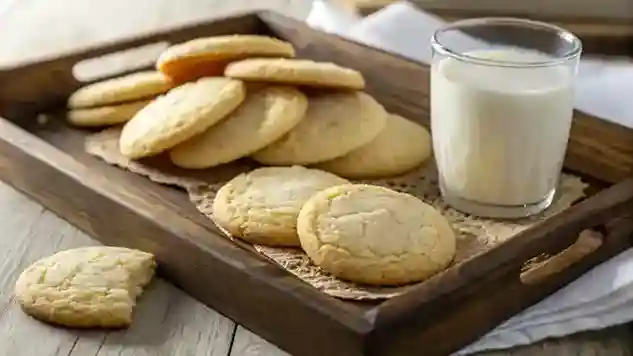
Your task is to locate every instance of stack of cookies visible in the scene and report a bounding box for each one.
[67,34,433,180]
[66,71,173,127]
[67,34,452,287]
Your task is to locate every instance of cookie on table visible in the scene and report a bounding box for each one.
[315,114,432,178]
[67,71,173,109]
[169,86,308,169]
[119,77,245,159]
[67,100,151,127]
[297,184,456,286]
[157,35,295,83]
[224,58,365,90]
[14,246,156,328]
[212,166,349,247]
[251,91,387,165]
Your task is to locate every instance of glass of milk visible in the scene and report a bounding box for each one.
[430,18,582,219]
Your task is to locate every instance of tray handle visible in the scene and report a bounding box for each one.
[374,177,633,328]
[510,177,633,264]
[518,229,603,285]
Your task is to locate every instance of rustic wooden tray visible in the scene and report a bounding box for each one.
[1,11,633,356]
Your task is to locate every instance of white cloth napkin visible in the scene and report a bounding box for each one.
[307,1,633,354]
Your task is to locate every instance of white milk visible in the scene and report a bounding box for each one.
[431,48,574,207]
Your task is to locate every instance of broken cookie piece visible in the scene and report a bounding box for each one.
[14,246,156,328]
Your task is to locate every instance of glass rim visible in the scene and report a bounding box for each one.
[431,17,583,68]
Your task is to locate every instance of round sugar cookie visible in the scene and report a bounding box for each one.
[14,246,156,328]
[224,58,365,90]
[169,86,308,169]
[157,35,295,83]
[212,166,349,246]
[315,114,432,178]
[67,100,151,127]
[119,77,245,159]
[67,71,173,109]
[251,92,387,165]
[297,184,456,286]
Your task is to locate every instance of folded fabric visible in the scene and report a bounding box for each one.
[456,248,633,354]
[306,0,362,36]
[575,58,633,128]
[306,1,633,354]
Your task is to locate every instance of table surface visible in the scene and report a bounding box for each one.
[1,0,632,355]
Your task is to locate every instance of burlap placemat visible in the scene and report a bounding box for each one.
[86,127,588,300]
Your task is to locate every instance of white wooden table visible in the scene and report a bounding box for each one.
[0,0,631,355]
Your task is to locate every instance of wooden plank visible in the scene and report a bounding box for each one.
[1,178,631,356]
[0,115,372,356]
[0,179,630,356]
[0,9,632,356]
[230,326,289,356]
[0,182,235,356]
[68,282,235,356]
[230,324,633,356]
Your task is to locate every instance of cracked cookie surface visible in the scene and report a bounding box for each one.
[119,77,245,159]
[14,246,156,328]
[212,166,349,246]
[297,184,456,286]
[169,86,307,169]
[252,91,387,165]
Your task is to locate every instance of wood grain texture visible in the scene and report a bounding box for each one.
[0,181,235,356]
[0,1,632,355]
[0,113,372,356]
[232,324,633,356]
[1,178,631,356]
[1,10,633,356]
[231,326,290,356]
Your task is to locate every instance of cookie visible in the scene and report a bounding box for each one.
[225,58,365,90]
[14,246,156,328]
[119,77,245,159]
[169,86,307,169]
[315,114,432,178]
[297,184,456,286]
[212,166,349,246]
[67,100,151,127]
[67,71,173,109]
[252,91,387,165]
[157,35,295,83]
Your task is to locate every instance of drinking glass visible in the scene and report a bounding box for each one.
[430,18,582,218]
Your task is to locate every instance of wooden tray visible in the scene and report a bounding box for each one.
[1,11,633,356]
